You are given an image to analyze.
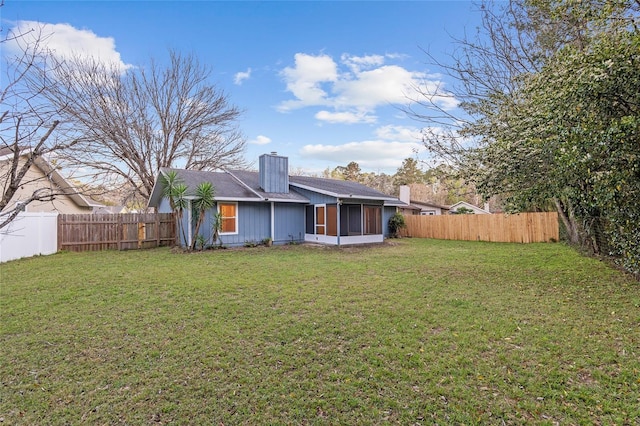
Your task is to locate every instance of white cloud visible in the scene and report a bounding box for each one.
[341,53,385,73]
[277,52,458,124]
[375,125,422,143]
[249,135,271,145]
[315,110,376,124]
[278,53,338,111]
[299,139,424,171]
[6,21,132,72]
[234,68,251,85]
[333,65,422,108]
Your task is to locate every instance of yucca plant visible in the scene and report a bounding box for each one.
[190,181,215,251]
[160,171,189,247]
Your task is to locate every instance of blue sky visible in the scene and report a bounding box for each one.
[2,1,481,174]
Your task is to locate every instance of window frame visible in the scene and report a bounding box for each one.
[217,202,238,235]
[315,204,326,235]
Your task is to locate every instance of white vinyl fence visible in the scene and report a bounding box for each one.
[0,212,58,263]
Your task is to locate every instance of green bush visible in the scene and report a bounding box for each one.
[388,212,406,238]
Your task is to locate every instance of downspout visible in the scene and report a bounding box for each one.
[337,199,341,247]
[270,201,275,241]
[187,199,193,248]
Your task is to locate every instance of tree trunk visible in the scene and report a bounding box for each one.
[554,197,579,244]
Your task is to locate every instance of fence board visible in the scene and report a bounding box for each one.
[58,213,176,252]
[402,212,558,243]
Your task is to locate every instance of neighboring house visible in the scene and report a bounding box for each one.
[0,147,102,214]
[397,185,450,216]
[449,201,491,215]
[147,153,402,247]
[93,205,129,215]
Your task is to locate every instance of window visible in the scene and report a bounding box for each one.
[363,205,382,235]
[218,202,238,234]
[315,205,325,235]
[326,204,338,236]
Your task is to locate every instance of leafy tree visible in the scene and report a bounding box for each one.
[394,158,425,186]
[334,161,362,182]
[408,0,640,275]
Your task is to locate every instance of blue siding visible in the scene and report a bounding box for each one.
[158,192,395,247]
[383,206,397,238]
[188,201,305,248]
[293,187,337,205]
[157,197,173,214]
[259,154,289,193]
[274,203,305,244]
[217,202,270,247]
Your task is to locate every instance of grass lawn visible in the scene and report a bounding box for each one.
[1,239,639,424]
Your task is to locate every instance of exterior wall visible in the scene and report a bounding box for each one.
[0,212,58,263]
[291,187,337,205]
[383,206,397,238]
[419,207,444,215]
[176,200,305,248]
[0,159,91,214]
[273,203,305,244]
[157,189,392,248]
[198,201,269,247]
[304,233,384,246]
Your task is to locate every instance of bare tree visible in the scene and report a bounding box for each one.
[0,23,80,229]
[32,49,247,202]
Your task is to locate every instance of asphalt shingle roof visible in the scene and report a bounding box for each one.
[162,168,258,199]
[289,175,397,200]
[148,167,400,207]
[227,170,308,202]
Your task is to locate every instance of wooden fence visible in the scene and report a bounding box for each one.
[401,212,559,243]
[58,213,176,252]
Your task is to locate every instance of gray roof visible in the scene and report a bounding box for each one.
[227,170,309,202]
[289,175,397,201]
[148,168,260,206]
[148,167,400,207]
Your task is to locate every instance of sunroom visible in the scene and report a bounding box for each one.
[304,200,385,245]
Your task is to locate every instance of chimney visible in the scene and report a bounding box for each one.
[399,185,411,204]
[259,153,289,193]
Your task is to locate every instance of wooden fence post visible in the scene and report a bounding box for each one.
[156,214,161,248]
[117,214,122,251]
[57,214,62,251]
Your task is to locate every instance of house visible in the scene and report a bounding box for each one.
[147,153,403,247]
[0,147,102,214]
[93,205,130,215]
[449,201,491,215]
[397,185,450,216]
